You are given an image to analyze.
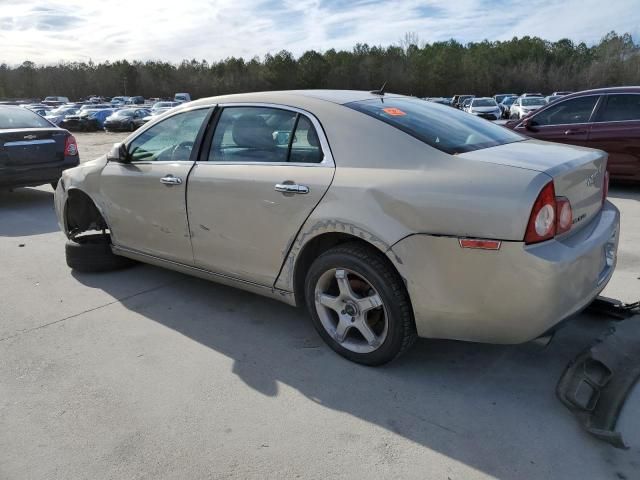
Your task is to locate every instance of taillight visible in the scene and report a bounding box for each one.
[556,197,573,235]
[525,181,556,244]
[65,135,78,156]
[602,170,609,205]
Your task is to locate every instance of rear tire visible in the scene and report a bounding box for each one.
[65,233,135,273]
[304,242,417,366]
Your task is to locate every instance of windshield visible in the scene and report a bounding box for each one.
[0,107,52,129]
[502,97,516,105]
[472,99,497,107]
[113,109,135,117]
[345,97,524,155]
[522,98,546,106]
[51,107,76,115]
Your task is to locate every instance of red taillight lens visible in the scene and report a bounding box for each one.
[65,135,78,156]
[556,197,573,235]
[602,170,609,205]
[525,181,556,244]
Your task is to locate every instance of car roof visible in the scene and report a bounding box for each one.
[560,86,640,98]
[188,90,409,109]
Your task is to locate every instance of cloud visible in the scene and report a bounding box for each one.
[0,0,637,65]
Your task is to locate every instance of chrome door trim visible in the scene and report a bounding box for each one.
[111,244,296,305]
[200,102,336,168]
[4,139,56,147]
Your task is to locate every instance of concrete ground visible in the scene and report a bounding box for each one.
[1,131,639,479]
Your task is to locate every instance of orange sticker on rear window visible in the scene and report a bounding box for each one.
[382,107,406,116]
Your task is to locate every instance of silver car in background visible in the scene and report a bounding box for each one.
[54,90,619,365]
[510,96,547,119]
[464,97,502,120]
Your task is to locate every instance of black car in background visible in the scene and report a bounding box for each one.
[0,106,79,190]
[452,94,474,109]
[60,109,113,132]
[499,96,518,118]
[103,108,150,132]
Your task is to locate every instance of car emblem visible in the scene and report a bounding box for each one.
[586,165,602,187]
[23,134,37,140]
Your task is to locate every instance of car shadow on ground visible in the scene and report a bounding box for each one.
[72,264,639,479]
[0,187,59,237]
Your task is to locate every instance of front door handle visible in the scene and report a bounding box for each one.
[275,183,309,194]
[564,129,587,136]
[160,175,183,186]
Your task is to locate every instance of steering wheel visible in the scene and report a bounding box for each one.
[170,141,194,161]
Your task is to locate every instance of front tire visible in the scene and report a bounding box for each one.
[65,233,135,272]
[304,242,416,366]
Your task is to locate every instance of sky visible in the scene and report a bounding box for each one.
[0,0,638,65]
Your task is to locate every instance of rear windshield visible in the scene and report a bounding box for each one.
[472,99,497,107]
[345,98,524,154]
[0,107,52,129]
[114,109,135,117]
[522,97,546,106]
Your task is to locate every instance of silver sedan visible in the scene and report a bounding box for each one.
[54,90,619,365]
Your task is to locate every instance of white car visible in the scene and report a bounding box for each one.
[510,97,546,119]
[465,97,501,120]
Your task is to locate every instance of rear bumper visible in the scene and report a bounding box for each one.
[0,156,79,189]
[387,201,620,344]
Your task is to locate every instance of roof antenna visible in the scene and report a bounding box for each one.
[370,81,387,96]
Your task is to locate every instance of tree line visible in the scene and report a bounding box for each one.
[0,31,638,101]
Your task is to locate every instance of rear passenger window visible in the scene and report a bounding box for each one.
[208,107,323,163]
[289,116,323,163]
[599,95,640,122]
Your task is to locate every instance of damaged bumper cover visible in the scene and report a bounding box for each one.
[557,315,640,449]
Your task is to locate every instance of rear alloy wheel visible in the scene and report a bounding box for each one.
[305,243,416,365]
[65,233,135,273]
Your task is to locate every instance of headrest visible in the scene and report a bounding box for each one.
[232,115,274,148]
[306,126,320,147]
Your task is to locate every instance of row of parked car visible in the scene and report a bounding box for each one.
[426,92,573,120]
[9,97,187,132]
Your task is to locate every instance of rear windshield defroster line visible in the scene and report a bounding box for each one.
[345,98,524,155]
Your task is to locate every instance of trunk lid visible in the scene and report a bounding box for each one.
[459,139,607,233]
[0,128,68,167]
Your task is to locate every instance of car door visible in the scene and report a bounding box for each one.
[99,107,211,263]
[187,105,335,287]
[588,93,640,180]
[515,95,601,147]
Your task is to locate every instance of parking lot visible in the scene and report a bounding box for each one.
[1,131,639,479]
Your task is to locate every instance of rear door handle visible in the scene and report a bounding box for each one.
[275,183,309,194]
[160,175,183,186]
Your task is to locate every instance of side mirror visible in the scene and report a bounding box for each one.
[107,142,129,163]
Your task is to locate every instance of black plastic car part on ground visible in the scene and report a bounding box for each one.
[0,106,79,189]
[557,311,640,449]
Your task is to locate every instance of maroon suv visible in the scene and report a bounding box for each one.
[506,87,640,182]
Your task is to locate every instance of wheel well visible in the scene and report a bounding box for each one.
[292,233,388,306]
[65,189,108,238]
